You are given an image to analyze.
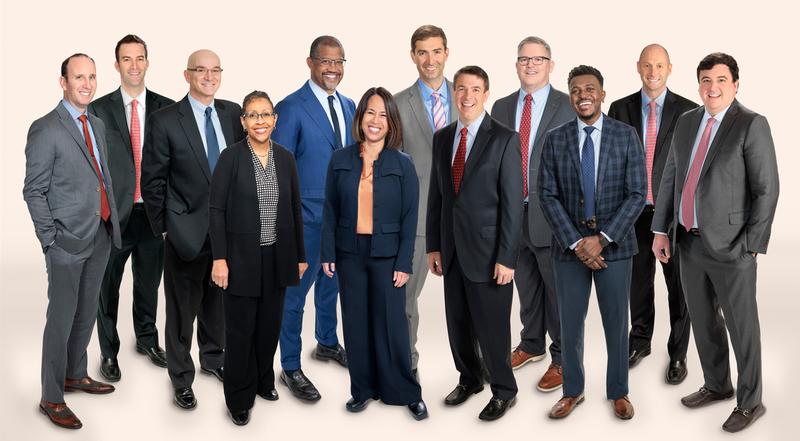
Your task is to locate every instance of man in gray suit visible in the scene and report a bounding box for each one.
[395,25,457,373]
[652,52,779,433]
[23,53,122,430]
[490,36,574,392]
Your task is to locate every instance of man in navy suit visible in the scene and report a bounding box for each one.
[539,65,645,420]
[271,35,355,402]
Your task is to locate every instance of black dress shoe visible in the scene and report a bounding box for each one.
[444,384,484,406]
[200,366,224,382]
[100,357,121,382]
[280,369,321,402]
[313,343,348,367]
[257,389,279,401]
[136,345,167,368]
[628,346,651,367]
[478,396,516,421]
[681,386,735,408]
[229,408,251,426]
[665,359,688,385]
[345,397,373,413]
[722,404,766,433]
[173,387,197,410]
[408,400,428,420]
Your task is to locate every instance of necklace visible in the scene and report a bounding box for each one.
[248,137,272,158]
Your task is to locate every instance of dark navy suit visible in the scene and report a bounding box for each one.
[321,145,421,405]
[272,81,355,371]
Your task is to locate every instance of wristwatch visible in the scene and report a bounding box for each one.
[598,234,610,248]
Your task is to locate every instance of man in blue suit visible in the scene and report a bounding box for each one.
[539,65,645,420]
[271,35,355,402]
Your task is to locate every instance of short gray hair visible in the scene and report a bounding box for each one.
[517,36,552,58]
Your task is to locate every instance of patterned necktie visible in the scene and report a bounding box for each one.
[680,117,716,229]
[78,114,110,221]
[432,91,446,130]
[581,126,596,222]
[205,107,220,172]
[452,127,468,194]
[645,100,658,204]
[130,98,142,202]
[519,94,532,198]
[328,95,343,148]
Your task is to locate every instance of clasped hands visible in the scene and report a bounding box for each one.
[427,251,515,285]
[212,259,309,290]
[575,235,607,270]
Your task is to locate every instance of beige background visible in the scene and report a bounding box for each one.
[1,0,795,440]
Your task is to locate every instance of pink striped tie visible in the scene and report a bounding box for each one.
[130,98,142,202]
[680,117,716,229]
[432,92,446,130]
[645,100,657,204]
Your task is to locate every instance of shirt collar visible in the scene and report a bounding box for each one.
[641,89,667,109]
[308,79,337,102]
[517,83,551,106]
[187,93,215,114]
[61,99,86,120]
[417,78,449,102]
[120,87,147,108]
[456,111,487,137]
[703,104,731,123]
[577,114,604,133]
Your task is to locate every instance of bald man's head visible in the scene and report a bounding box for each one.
[184,49,222,105]
[637,43,672,98]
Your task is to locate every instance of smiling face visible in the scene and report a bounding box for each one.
[637,45,671,98]
[241,97,277,146]
[60,56,97,112]
[360,94,389,146]
[184,50,222,104]
[411,36,449,88]
[115,42,148,93]
[698,63,738,116]
[516,42,553,93]
[307,45,344,94]
[569,74,605,124]
[454,73,489,125]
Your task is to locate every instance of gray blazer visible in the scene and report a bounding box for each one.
[491,86,575,247]
[23,102,122,253]
[396,79,457,236]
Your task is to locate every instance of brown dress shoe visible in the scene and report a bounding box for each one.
[537,363,563,392]
[64,376,115,394]
[39,400,82,429]
[548,394,584,419]
[511,347,545,370]
[613,395,634,420]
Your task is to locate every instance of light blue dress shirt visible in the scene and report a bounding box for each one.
[187,94,228,155]
[417,78,450,130]
[515,84,551,202]
[62,99,103,177]
[451,111,486,164]
[308,79,346,147]
[572,115,612,247]
[641,89,667,149]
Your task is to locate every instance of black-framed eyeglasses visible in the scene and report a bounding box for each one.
[312,57,346,67]
[516,56,550,66]
[243,111,277,121]
[187,67,223,75]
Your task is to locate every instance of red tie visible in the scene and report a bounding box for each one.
[78,114,111,221]
[452,127,468,194]
[680,117,716,229]
[645,101,658,204]
[519,94,532,198]
[130,98,142,202]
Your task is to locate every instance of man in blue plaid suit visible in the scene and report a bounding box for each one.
[539,65,645,420]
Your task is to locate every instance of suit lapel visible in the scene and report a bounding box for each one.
[407,83,434,140]
[215,100,237,145]
[596,116,613,196]
[338,90,355,146]
[655,91,677,153]
[699,101,739,180]
[675,108,704,191]
[564,120,582,178]
[462,116,492,185]
[178,97,212,182]
[446,79,458,124]
[110,89,133,152]
[56,103,98,177]
[300,83,336,148]
[533,90,558,148]
[626,93,643,143]
[441,124,457,196]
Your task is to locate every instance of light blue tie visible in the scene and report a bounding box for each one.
[205,107,220,172]
[581,126,596,222]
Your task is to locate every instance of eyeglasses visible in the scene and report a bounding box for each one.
[516,56,551,66]
[312,57,346,67]
[243,111,277,121]
[186,67,223,75]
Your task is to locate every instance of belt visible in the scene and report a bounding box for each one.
[523,201,529,210]
[684,227,700,237]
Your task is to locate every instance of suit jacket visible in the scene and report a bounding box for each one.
[321,145,419,273]
[272,81,356,225]
[140,95,244,261]
[608,89,698,204]
[395,79,457,236]
[209,140,306,295]
[539,116,646,261]
[88,88,175,230]
[651,100,779,261]
[491,86,575,247]
[426,115,523,283]
[23,102,122,253]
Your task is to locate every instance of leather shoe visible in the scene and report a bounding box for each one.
[722,404,766,433]
[345,396,373,413]
[510,347,545,369]
[200,366,224,382]
[257,388,279,401]
[628,346,651,367]
[408,400,428,420]
[665,359,688,385]
[681,386,734,408]
[229,408,251,426]
[444,383,484,406]
[280,369,321,402]
[39,400,82,429]
[537,363,563,392]
[99,357,121,382]
[548,394,585,419]
[478,396,516,421]
[173,387,197,410]
[136,344,167,368]
[312,343,348,367]
[613,395,635,420]
[64,376,115,394]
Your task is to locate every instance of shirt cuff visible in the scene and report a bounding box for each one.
[653,231,668,236]
[600,231,613,243]
[569,239,581,250]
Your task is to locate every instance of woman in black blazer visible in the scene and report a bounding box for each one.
[209,91,307,426]
[321,87,427,420]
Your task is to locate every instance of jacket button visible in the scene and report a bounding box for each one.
[96,187,100,192]
[95,211,100,216]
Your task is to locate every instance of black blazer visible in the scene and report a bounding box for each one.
[426,115,523,283]
[321,145,419,273]
[141,95,244,261]
[608,89,698,203]
[209,140,306,295]
[89,88,175,230]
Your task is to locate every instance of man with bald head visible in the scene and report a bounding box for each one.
[608,44,697,383]
[141,49,244,409]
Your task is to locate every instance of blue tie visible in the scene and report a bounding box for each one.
[205,106,220,172]
[328,95,343,149]
[581,126,596,222]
